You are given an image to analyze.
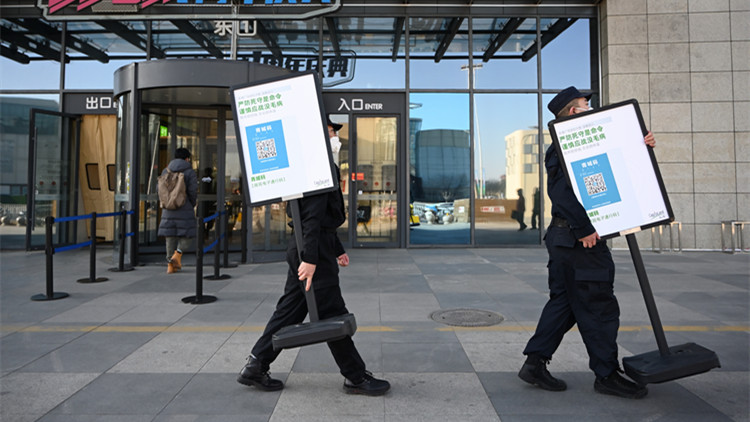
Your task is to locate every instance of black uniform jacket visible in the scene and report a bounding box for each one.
[545,145,596,243]
[286,178,346,267]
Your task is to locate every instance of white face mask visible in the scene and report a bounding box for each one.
[329,136,341,165]
[574,106,593,113]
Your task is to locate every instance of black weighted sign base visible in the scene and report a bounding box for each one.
[623,342,721,385]
[272,313,357,351]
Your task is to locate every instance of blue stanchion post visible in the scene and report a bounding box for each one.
[78,212,108,283]
[31,216,69,301]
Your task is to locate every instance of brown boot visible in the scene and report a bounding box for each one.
[170,250,182,270]
[167,261,176,274]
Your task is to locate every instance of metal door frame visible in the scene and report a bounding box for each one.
[323,91,407,249]
[349,113,401,248]
[26,108,80,251]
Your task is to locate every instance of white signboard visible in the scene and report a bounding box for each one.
[548,99,673,238]
[230,71,337,206]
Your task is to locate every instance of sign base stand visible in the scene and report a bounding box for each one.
[623,234,720,384]
[271,199,357,351]
[623,342,721,385]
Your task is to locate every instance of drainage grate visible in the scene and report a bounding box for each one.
[429,308,504,327]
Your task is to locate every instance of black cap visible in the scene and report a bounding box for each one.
[326,115,343,132]
[547,86,592,116]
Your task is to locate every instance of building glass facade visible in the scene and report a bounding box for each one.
[1,1,615,255]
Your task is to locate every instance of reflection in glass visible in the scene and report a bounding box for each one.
[225,116,244,248]
[541,19,592,90]
[471,18,538,89]
[474,94,545,245]
[409,18,469,89]
[329,115,350,244]
[355,116,398,244]
[409,93,470,245]
[0,95,60,248]
[139,111,170,247]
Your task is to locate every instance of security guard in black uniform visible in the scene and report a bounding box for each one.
[237,118,390,396]
[519,87,655,399]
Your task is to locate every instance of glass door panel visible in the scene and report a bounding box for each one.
[139,111,169,248]
[27,110,78,250]
[354,116,398,245]
[225,116,244,248]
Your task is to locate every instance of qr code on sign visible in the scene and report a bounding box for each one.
[584,173,607,195]
[256,139,277,160]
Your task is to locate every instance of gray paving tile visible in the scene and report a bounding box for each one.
[1,248,746,421]
[161,373,281,417]
[383,372,499,420]
[0,330,88,373]
[270,373,385,420]
[49,373,192,415]
[382,342,473,372]
[1,372,99,419]
[19,331,157,373]
[39,415,153,422]
[479,371,733,420]
[108,331,232,373]
[675,371,749,422]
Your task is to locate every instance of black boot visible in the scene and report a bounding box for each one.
[343,371,390,396]
[237,356,284,391]
[518,354,567,391]
[594,370,647,399]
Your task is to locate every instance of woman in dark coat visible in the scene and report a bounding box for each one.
[157,147,198,273]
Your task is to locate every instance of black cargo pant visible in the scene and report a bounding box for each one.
[250,231,366,382]
[523,226,620,379]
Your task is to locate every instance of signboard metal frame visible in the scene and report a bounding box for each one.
[230,70,338,207]
[548,99,674,239]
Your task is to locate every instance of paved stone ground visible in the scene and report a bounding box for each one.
[1,246,748,421]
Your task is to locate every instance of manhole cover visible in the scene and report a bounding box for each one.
[429,308,504,327]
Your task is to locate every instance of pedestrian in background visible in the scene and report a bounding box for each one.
[515,188,527,231]
[157,147,198,274]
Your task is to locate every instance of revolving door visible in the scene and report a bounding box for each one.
[113,60,291,263]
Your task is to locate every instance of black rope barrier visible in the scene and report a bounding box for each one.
[32,211,136,301]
